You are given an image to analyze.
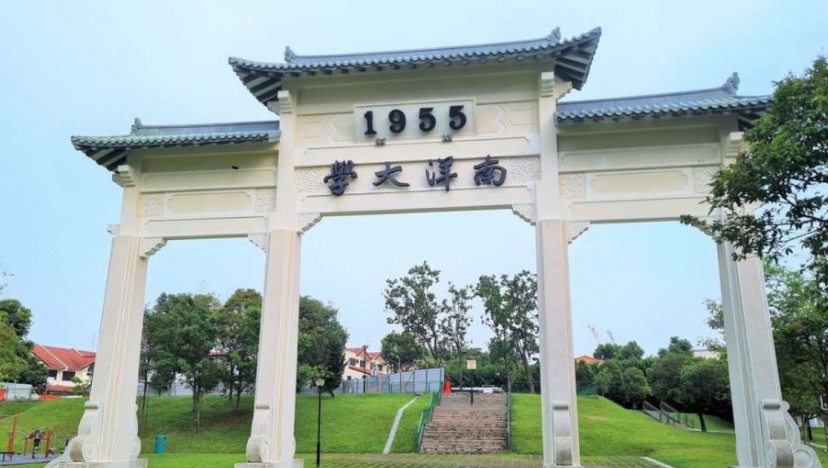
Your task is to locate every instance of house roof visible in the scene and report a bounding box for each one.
[71,119,279,171]
[347,365,371,375]
[33,345,96,371]
[558,72,770,128]
[229,27,602,107]
[574,355,603,364]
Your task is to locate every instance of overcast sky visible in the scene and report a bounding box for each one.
[1,1,826,359]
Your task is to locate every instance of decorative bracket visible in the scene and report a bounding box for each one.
[113,165,137,187]
[245,400,272,463]
[761,399,818,467]
[725,131,745,158]
[275,90,294,115]
[567,221,590,244]
[298,213,322,233]
[140,237,166,258]
[540,72,573,100]
[248,233,268,252]
[511,204,536,225]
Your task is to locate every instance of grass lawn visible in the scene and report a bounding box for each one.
[0,393,423,454]
[511,394,828,468]
[664,412,734,433]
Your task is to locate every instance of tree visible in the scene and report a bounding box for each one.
[381,332,422,372]
[657,337,693,358]
[595,360,650,407]
[676,358,731,432]
[648,352,692,404]
[0,299,45,388]
[0,299,32,338]
[144,293,223,433]
[297,296,348,394]
[216,289,261,409]
[475,271,539,393]
[439,284,472,386]
[0,318,26,381]
[593,343,621,360]
[681,57,828,284]
[384,262,445,365]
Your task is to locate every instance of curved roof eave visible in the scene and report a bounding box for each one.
[229,27,602,108]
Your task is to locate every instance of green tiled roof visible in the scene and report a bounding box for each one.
[558,73,771,128]
[229,27,602,107]
[72,120,279,171]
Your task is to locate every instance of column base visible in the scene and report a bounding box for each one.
[235,461,303,468]
[50,460,147,468]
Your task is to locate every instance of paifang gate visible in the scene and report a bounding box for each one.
[53,26,819,468]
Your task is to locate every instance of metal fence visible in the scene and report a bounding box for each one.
[303,367,445,395]
[0,383,35,401]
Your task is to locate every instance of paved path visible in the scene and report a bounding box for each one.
[299,454,662,467]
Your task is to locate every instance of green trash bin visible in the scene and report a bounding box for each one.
[154,435,167,454]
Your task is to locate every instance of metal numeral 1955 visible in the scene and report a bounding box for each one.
[364,105,466,136]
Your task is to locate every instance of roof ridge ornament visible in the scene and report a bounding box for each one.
[131,118,143,134]
[284,46,296,63]
[721,72,740,94]
[547,27,561,44]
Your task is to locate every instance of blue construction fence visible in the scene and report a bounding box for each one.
[303,367,445,395]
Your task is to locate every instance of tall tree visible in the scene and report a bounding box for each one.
[0,299,45,388]
[217,289,262,409]
[475,271,539,393]
[381,332,423,372]
[682,57,828,284]
[0,317,27,381]
[144,293,222,433]
[440,284,472,386]
[657,337,693,358]
[0,299,32,338]
[676,358,731,432]
[384,262,445,365]
[297,296,348,394]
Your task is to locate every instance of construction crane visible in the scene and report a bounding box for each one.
[587,325,601,347]
[607,330,617,345]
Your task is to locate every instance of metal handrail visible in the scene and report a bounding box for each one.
[416,391,439,450]
[506,392,513,451]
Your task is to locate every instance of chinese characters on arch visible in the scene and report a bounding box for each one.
[323,155,507,196]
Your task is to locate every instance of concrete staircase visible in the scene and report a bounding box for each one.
[420,393,508,454]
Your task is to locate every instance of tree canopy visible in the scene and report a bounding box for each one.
[682,56,828,284]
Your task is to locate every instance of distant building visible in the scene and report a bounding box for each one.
[342,347,389,381]
[692,349,720,360]
[574,355,603,365]
[32,345,95,395]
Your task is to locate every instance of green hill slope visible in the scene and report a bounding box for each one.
[0,394,426,454]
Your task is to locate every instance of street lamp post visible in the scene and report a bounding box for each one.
[315,377,325,468]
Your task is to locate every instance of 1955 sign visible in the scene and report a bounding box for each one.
[353,100,473,140]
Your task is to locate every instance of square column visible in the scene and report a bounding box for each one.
[717,243,819,468]
[536,218,580,467]
[50,235,149,468]
[239,229,303,468]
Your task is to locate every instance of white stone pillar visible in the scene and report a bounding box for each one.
[717,243,819,468]
[50,234,149,468]
[536,218,580,467]
[239,229,303,468]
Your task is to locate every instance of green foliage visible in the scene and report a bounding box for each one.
[216,288,261,409]
[593,343,621,360]
[676,358,731,432]
[0,299,32,338]
[681,56,828,283]
[380,331,423,372]
[658,336,693,357]
[0,318,27,381]
[144,293,223,432]
[595,360,650,408]
[648,352,692,403]
[297,296,348,392]
[474,271,539,393]
[384,262,445,365]
[765,262,827,422]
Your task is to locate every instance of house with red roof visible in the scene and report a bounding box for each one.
[32,344,96,395]
[342,346,389,381]
[574,355,603,365]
